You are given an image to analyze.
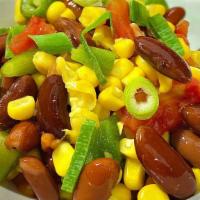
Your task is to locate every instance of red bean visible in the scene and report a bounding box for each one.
[0,34,7,59]
[20,157,59,200]
[0,77,17,97]
[73,158,120,200]
[135,126,196,199]
[62,0,82,18]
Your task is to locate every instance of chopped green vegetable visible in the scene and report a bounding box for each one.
[0,131,21,182]
[145,0,168,8]
[0,28,9,36]
[124,77,159,120]
[29,32,73,55]
[130,0,149,26]
[61,120,97,195]
[73,0,103,7]
[148,14,184,55]
[1,49,36,77]
[99,116,122,163]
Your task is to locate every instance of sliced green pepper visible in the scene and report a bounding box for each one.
[124,77,159,120]
[0,131,20,182]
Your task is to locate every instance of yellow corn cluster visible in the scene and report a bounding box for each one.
[179,38,191,60]
[191,66,200,81]
[193,168,200,194]
[146,4,166,17]
[109,184,131,200]
[191,51,200,66]
[32,73,46,88]
[15,0,26,24]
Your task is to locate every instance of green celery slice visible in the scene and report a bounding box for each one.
[30,32,73,55]
[61,120,97,195]
[148,14,184,56]
[145,0,168,8]
[73,0,103,7]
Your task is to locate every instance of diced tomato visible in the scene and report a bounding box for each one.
[175,20,189,37]
[107,0,135,39]
[10,16,55,55]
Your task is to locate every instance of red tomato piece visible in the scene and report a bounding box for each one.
[175,20,189,37]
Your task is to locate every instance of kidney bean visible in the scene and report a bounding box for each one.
[164,7,185,25]
[5,121,40,152]
[36,75,70,138]
[0,34,7,59]
[54,18,94,47]
[0,77,17,97]
[135,126,196,199]
[135,36,192,83]
[20,157,59,200]
[171,129,200,168]
[73,158,120,200]
[0,75,37,129]
[62,0,82,18]
[182,104,200,134]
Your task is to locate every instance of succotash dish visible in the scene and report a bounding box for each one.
[0,0,200,200]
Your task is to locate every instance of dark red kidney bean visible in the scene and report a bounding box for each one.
[73,158,120,200]
[135,126,196,199]
[5,121,40,152]
[62,0,82,18]
[164,7,185,25]
[0,75,37,129]
[171,129,200,168]
[135,36,192,83]
[36,75,70,138]
[54,18,94,47]
[182,104,200,134]
[0,34,7,59]
[20,157,59,200]
[1,77,17,94]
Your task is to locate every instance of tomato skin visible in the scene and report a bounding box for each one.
[10,16,55,55]
[107,0,135,39]
[175,20,189,37]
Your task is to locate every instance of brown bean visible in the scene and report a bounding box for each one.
[5,121,40,152]
[0,34,7,59]
[164,7,185,25]
[20,157,59,200]
[36,75,70,138]
[135,126,196,199]
[62,0,82,18]
[54,18,94,47]
[135,36,192,83]
[171,129,200,168]
[73,158,120,200]
[0,75,37,129]
[1,77,17,94]
[182,104,200,134]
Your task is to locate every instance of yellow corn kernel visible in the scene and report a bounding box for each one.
[124,158,145,190]
[79,7,106,27]
[98,86,124,111]
[113,38,135,58]
[122,67,145,86]
[193,168,200,194]
[167,21,175,32]
[135,55,158,84]
[52,142,74,177]
[77,66,99,87]
[117,168,123,184]
[120,138,138,160]
[93,102,110,121]
[179,38,191,60]
[60,8,76,20]
[33,51,56,75]
[109,184,131,200]
[100,76,122,91]
[7,96,35,120]
[47,1,66,23]
[111,59,134,80]
[191,66,200,81]
[117,122,124,135]
[157,72,172,93]
[32,73,46,88]
[146,4,166,17]
[66,61,82,71]
[191,51,200,66]
[15,0,26,24]
[162,131,170,143]
[138,184,170,200]
[92,25,114,49]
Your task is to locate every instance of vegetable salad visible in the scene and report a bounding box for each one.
[0,0,200,200]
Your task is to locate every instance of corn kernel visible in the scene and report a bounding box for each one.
[167,21,175,32]
[191,51,200,66]
[52,142,74,177]
[146,4,166,17]
[32,73,46,88]
[191,66,200,81]
[7,96,35,120]
[111,59,134,80]
[77,66,99,87]
[113,38,135,58]
[124,158,145,190]
[157,72,172,93]
[162,132,170,143]
[60,8,76,20]
[41,133,56,152]
[33,51,56,75]
[93,25,114,49]
[193,168,200,194]
[79,7,106,27]
[47,1,66,23]
[122,67,145,86]
[15,0,26,24]
[120,138,138,159]
[100,76,122,91]
[138,184,170,200]
[66,61,82,71]
[98,86,124,111]
[117,168,123,184]
[117,122,124,135]
[109,184,131,200]
[93,102,110,121]
[65,130,78,144]
[179,38,191,60]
